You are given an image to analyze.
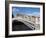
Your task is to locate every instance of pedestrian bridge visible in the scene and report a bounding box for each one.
[12,17,40,30]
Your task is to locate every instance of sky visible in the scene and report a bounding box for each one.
[12,7,40,17]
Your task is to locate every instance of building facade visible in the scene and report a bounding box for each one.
[16,13,40,24]
[16,13,40,30]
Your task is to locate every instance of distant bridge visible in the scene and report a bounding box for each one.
[12,17,40,30]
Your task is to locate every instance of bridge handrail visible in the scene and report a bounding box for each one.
[12,18,39,25]
[12,18,40,30]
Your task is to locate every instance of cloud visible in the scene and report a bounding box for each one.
[26,12,40,17]
[12,8,16,12]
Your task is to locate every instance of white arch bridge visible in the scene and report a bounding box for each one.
[12,17,40,30]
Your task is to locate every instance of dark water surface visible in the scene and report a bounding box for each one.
[12,20,32,31]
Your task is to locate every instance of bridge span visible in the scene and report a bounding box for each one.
[12,17,40,30]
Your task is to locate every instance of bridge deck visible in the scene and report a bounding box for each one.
[12,17,40,30]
